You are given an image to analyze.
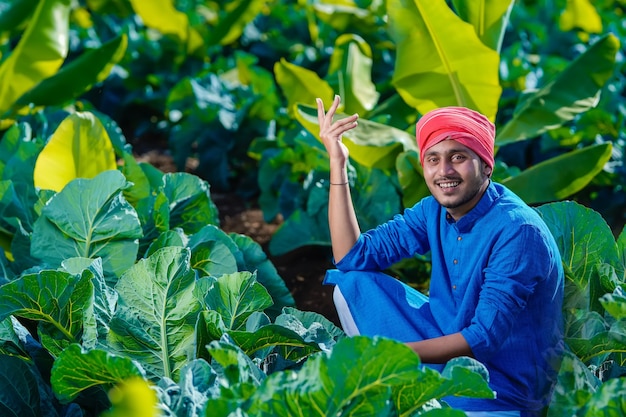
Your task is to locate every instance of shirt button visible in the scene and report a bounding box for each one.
[457,236,462,241]
[453,259,458,265]
[453,285,457,290]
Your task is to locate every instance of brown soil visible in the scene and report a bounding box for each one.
[136,151,340,326]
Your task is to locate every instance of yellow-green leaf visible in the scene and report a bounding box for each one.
[451,0,515,52]
[128,0,203,52]
[34,112,117,192]
[388,0,501,119]
[295,104,416,170]
[328,34,380,116]
[274,59,334,115]
[0,0,71,115]
[129,0,188,41]
[559,0,602,34]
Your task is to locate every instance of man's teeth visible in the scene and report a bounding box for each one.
[439,182,459,188]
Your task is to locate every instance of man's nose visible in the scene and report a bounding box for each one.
[438,160,454,175]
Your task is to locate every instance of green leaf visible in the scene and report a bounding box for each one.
[207,0,267,46]
[120,151,152,207]
[31,170,142,281]
[250,336,490,416]
[327,34,380,115]
[12,34,127,113]
[0,318,29,359]
[188,225,241,278]
[501,142,613,204]
[269,208,328,256]
[325,337,422,415]
[0,0,71,116]
[108,246,200,380]
[496,34,619,145]
[600,288,626,321]
[0,0,38,32]
[396,150,431,208]
[229,233,296,319]
[227,324,321,361]
[295,103,416,170]
[0,355,41,417]
[0,269,94,356]
[153,360,216,416]
[0,180,35,255]
[144,229,186,258]
[197,271,273,331]
[33,112,117,192]
[617,226,626,278]
[51,344,145,403]
[546,352,599,415]
[536,201,619,312]
[584,377,626,415]
[206,336,266,386]
[280,307,345,342]
[394,357,494,415]
[61,257,116,341]
[247,354,328,416]
[162,172,220,234]
[268,167,400,256]
[452,0,515,52]
[388,0,501,118]
[274,59,334,115]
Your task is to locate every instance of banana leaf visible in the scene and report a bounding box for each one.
[274,59,335,115]
[128,0,203,53]
[205,0,267,46]
[0,0,71,116]
[0,0,39,32]
[327,34,380,116]
[451,0,515,53]
[11,35,128,114]
[295,103,416,170]
[496,34,619,146]
[388,0,501,119]
[502,142,613,204]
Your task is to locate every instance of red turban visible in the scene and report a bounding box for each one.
[416,106,495,170]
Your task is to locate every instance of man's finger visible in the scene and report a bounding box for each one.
[327,95,341,118]
[316,98,325,126]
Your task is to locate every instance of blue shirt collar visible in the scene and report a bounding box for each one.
[446,181,498,233]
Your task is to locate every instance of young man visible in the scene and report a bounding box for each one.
[316,95,564,416]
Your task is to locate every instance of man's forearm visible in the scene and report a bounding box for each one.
[405,332,474,364]
[328,164,360,262]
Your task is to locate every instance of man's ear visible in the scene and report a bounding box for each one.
[484,164,493,178]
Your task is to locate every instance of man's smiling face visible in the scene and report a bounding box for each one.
[422,139,492,221]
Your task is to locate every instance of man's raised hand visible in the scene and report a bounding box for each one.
[316,95,358,165]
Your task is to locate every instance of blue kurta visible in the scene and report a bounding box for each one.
[324,182,564,413]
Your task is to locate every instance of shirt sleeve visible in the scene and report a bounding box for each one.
[461,224,557,361]
[335,201,432,271]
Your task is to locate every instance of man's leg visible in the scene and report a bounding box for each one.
[324,269,439,342]
[333,286,360,336]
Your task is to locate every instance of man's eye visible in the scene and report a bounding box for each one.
[452,154,466,161]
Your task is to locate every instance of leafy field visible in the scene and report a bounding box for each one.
[0,0,625,415]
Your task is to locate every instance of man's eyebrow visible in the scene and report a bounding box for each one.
[424,147,471,156]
